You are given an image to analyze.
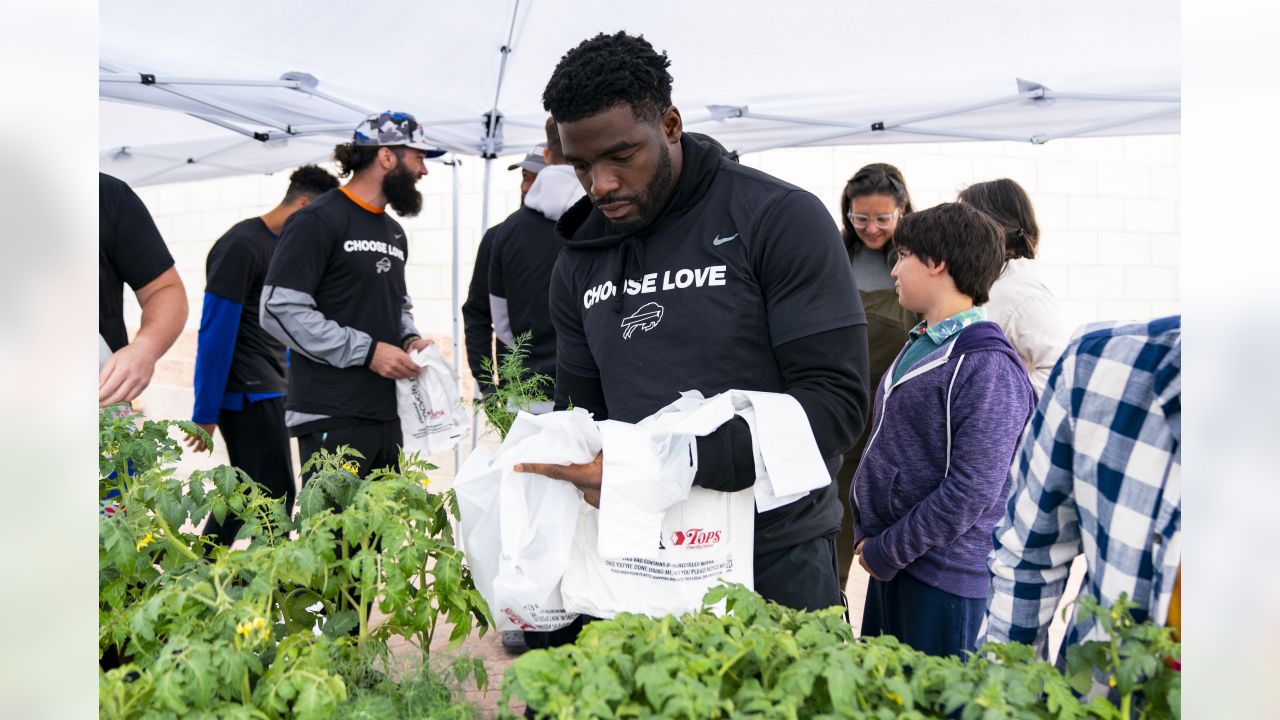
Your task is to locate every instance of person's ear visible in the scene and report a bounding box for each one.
[378,146,398,170]
[661,106,683,143]
[928,259,948,276]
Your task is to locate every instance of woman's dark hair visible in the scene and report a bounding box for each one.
[840,163,914,260]
[957,178,1039,260]
[893,202,1005,306]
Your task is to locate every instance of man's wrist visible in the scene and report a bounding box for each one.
[125,334,164,362]
[401,334,422,352]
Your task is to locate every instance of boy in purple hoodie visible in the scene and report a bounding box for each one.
[852,202,1035,657]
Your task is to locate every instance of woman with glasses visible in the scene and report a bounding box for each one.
[957,178,1067,395]
[833,163,920,589]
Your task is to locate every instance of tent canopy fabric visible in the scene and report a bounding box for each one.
[100,0,1179,187]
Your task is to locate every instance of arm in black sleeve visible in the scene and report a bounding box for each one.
[553,364,609,421]
[693,323,870,492]
[463,228,498,390]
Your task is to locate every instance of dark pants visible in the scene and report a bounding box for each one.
[202,397,296,545]
[861,571,985,658]
[296,420,403,481]
[755,533,845,612]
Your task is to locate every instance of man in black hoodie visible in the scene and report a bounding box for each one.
[515,32,871,614]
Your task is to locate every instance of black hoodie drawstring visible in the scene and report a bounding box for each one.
[613,235,646,313]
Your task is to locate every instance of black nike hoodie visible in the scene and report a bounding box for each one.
[550,133,871,557]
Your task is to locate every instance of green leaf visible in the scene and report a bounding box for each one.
[321,610,359,639]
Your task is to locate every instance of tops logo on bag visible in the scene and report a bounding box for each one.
[669,527,723,549]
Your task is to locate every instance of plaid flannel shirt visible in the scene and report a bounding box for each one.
[983,316,1181,659]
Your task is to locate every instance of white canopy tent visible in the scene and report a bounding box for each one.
[101,1,1179,184]
[99,0,1179,450]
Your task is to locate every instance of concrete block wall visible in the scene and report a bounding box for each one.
[125,134,1179,422]
[742,134,1181,333]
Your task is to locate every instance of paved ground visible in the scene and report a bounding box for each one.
[169,417,1080,719]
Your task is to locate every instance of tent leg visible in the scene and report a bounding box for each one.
[472,156,495,450]
[451,159,464,469]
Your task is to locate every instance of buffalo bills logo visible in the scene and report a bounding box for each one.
[621,302,664,339]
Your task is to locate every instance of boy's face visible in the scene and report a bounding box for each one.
[891,247,939,314]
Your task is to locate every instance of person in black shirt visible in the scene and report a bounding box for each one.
[462,144,546,395]
[516,32,871,614]
[489,127,586,391]
[184,165,339,544]
[99,173,188,407]
[261,112,443,478]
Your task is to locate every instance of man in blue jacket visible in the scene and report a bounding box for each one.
[186,165,338,544]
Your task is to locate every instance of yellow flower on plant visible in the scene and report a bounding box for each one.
[237,616,270,643]
[342,461,360,474]
[1108,675,1117,688]
[135,532,155,551]
[419,476,431,490]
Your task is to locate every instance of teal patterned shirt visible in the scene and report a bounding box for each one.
[891,306,986,385]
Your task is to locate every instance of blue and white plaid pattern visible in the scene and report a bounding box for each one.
[983,316,1181,659]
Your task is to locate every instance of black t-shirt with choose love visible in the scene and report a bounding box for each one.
[263,189,410,423]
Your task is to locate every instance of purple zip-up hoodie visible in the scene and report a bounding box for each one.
[852,321,1034,599]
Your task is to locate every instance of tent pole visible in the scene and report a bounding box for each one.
[99,73,302,88]
[1046,92,1181,104]
[451,158,466,466]
[1032,105,1181,144]
[891,127,1032,143]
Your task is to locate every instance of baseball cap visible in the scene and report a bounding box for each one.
[507,144,548,173]
[353,111,446,158]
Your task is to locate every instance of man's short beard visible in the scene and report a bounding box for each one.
[383,163,423,217]
[602,141,674,235]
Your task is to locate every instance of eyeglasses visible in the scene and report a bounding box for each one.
[849,209,900,231]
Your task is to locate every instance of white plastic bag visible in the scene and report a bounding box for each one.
[397,346,468,456]
[561,486,755,619]
[455,408,599,632]
[561,389,827,619]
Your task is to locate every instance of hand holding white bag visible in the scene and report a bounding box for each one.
[397,346,469,456]
[455,408,598,632]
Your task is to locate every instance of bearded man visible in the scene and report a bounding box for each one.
[261,111,442,478]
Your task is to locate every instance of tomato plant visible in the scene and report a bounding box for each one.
[502,584,1180,719]
[98,407,492,719]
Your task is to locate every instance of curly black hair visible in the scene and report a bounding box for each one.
[542,31,673,123]
[283,164,339,201]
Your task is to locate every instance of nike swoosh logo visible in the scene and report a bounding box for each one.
[712,234,738,246]
[394,233,404,240]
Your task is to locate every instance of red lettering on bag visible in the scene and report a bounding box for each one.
[502,608,534,630]
[669,527,723,548]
